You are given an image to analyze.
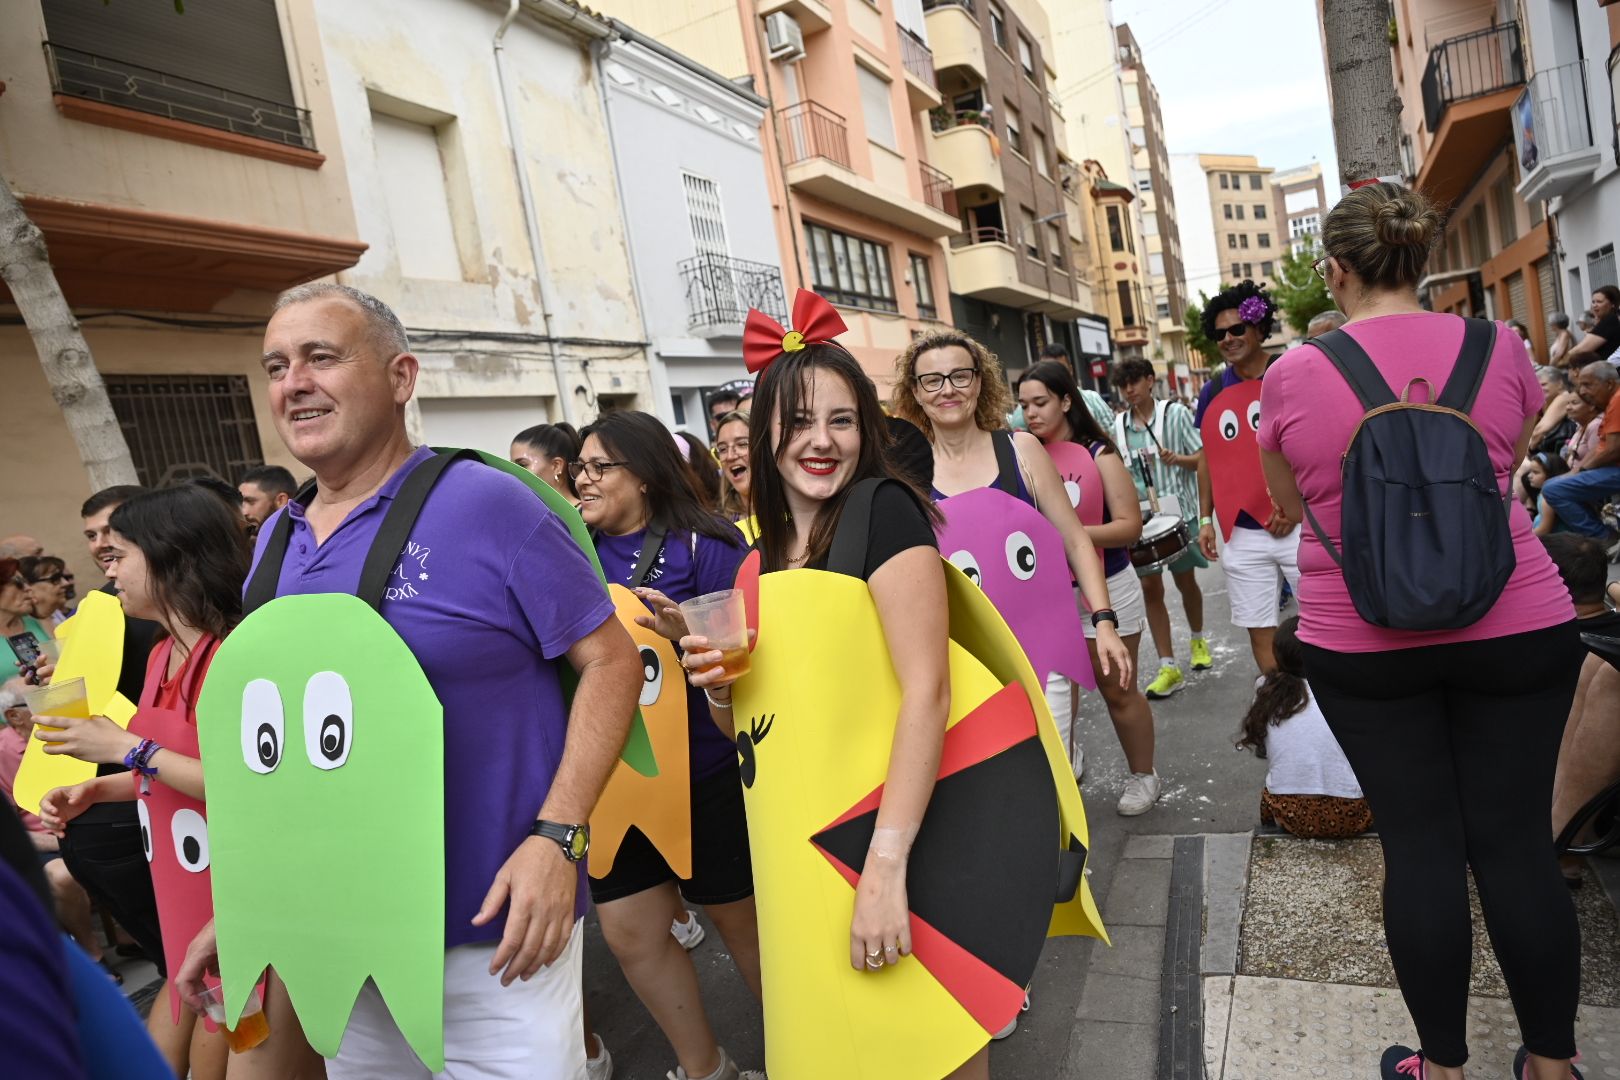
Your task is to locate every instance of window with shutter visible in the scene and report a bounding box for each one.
[683,174,730,257]
[1506,270,1528,322]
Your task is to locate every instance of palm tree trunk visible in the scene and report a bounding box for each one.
[0,179,139,489]
[1321,0,1405,185]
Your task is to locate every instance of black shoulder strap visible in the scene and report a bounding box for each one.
[990,429,1021,496]
[827,477,890,579]
[1310,328,1399,410]
[243,477,318,616]
[627,525,669,589]
[1436,318,1498,414]
[355,450,479,611]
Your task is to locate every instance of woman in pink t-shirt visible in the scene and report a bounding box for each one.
[1258,184,1581,1080]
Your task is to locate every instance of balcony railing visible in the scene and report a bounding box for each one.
[1513,60,1593,170]
[679,253,789,332]
[919,161,957,216]
[922,0,976,13]
[950,226,1008,249]
[899,29,937,89]
[43,41,315,150]
[779,101,850,169]
[1420,22,1524,133]
[929,108,993,134]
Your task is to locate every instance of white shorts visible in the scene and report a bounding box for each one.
[1221,525,1301,629]
[328,919,586,1080]
[1083,565,1148,639]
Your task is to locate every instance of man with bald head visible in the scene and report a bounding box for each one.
[0,535,42,559]
[1543,361,1620,537]
[176,282,640,1078]
[1305,310,1346,338]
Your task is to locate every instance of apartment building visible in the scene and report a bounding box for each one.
[1271,162,1328,256]
[2,0,364,576]
[1189,155,1290,351]
[926,0,1087,370]
[594,0,960,387]
[1118,23,1191,389]
[1379,0,1556,358]
[1514,0,1620,322]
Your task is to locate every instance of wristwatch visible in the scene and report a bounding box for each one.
[530,820,590,862]
[1090,608,1119,628]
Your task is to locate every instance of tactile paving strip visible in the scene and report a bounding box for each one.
[1211,975,1620,1079]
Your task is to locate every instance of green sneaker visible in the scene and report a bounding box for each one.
[1145,665,1184,699]
[1189,637,1213,671]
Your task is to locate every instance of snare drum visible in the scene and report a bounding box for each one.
[1129,513,1191,572]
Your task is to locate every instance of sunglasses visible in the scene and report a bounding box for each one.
[29,573,65,585]
[1210,322,1254,341]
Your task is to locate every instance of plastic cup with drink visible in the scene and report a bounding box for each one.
[678,589,751,681]
[24,676,89,731]
[197,984,271,1053]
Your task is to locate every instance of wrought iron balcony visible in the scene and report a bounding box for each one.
[1420,23,1524,134]
[778,101,850,169]
[899,29,937,89]
[919,161,956,216]
[679,253,789,335]
[922,0,975,13]
[43,41,316,150]
[1513,60,1602,202]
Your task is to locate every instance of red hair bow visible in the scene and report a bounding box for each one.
[742,289,849,374]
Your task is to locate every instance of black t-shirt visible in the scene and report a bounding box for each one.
[1591,313,1620,361]
[1577,608,1620,645]
[808,480,938,581]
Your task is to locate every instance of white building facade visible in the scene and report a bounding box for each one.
[1168,152,1221,307]
[598,26,786,431]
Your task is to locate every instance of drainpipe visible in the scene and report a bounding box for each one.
[494,0,576,424]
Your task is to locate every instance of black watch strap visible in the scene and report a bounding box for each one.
[1090,608,1119,628]
[530,820,590,862]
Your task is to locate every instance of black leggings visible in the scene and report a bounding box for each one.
[1301,621,1583,1068]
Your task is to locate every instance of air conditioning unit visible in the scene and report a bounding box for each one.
[766,12,805,62]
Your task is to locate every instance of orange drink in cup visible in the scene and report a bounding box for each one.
[678,589,751,680]
[199,985,271,1053]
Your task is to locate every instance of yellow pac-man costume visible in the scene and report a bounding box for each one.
[730,482,1105,1079]
[589,585,692,879]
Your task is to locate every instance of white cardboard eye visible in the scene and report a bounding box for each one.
[304,671,353,770]
[1005,531,1037,581]
[1218,408,1240,441]
[1064,480,1081,508]
[137,798,153,863]
[241,678,284,774]
[639,647,664,707]
[170,807,210,873]
[1246,399,1262,431]
[948,549,983,586]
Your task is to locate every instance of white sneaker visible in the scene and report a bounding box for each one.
[1073,743,1085,780]
[1117,771,1162,816]
[992,992,1030,1040]
[666,1045,765,1080]
[671,909,706,950]
[586,1033,614,1080]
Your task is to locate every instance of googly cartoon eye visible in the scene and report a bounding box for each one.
[1006,531,1037,581]
[304,671,352,770]
[1063,479,1081,508]
[1247,399,1262,432]
[241,678,283,774]
[1218,408,1240,441]
[639,646,664,707]
[137,798,153,863]
[170,808,210,874]
[948,549,983,587]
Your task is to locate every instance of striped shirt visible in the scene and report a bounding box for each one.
[1113,399,1203,521]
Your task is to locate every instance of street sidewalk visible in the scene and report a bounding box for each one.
[1060,832,1620,1079]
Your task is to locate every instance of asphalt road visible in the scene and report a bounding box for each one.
[587,559,1277,1079]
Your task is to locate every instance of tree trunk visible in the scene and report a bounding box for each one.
[1321,0,1405,187]
[0,179,139,490]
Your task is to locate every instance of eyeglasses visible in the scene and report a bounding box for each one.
[567,459,629,482]
[713,438,750,459]
[1210,322,1254,341]
[915,366,979,393]
[1312,255,1331,280]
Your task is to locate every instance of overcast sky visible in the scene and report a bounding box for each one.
[1111,0,1344,197]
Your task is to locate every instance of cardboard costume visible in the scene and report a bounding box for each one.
[1199,379,1273,540]
[732,480,1105,1079]
[1042,441,1106,528]
[198,449,631,1072]
[936,486,1096,693]
[13,590,138,814]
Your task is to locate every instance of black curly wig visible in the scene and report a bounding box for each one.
[1201,279,1276,340]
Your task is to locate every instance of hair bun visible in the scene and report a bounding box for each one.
[1373,193,1439,251]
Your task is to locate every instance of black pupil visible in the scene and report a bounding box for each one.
[256,724,277,766]
[141,825,150,856]
[642,649,659,683]
[1017,547,1035,573]
[1224,421,1237,438]
[320,716,344,760]
[182,835,201,866]
[737,734,756,788]
[966,567,980,582]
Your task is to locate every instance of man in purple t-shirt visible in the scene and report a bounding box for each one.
[177,284,640,1079]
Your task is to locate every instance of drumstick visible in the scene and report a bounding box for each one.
[1134,450,1162,517]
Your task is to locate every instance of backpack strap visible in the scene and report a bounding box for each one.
[243,476,318,615]
[356,450,479,611]
[1309,329,1399,410]
[990,429,1022,497]
[627,525,669,589]
[1436,318,1498,414]
[826,477,890,579]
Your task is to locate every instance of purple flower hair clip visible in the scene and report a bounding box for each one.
[1238,295,1270,324]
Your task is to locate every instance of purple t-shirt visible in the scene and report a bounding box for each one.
[249,447,616,946]
[594,527,747,780]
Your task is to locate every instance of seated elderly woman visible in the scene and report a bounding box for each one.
[1542,362,1620,538]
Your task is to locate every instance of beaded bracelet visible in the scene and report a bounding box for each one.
[124,738,162,795]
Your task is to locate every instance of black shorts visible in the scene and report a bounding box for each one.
[589,762,754,906]
[59,812,165,973]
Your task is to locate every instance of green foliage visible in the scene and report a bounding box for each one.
[1271,239,1338,335]
[1184,291,1220,365]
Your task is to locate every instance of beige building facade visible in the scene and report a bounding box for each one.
[1,0,364,580]
[1196,154,1290,351]
[1270,162,1328,256]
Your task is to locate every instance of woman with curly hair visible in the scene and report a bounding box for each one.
[1194,280,1301,676]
